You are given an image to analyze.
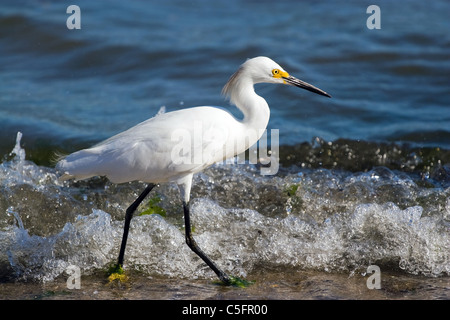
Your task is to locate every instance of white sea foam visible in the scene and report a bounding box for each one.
[0,133,449,281]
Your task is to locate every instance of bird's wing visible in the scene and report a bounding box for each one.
[58,106,239,183]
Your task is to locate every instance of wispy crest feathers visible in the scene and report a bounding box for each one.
[221,66,244,102]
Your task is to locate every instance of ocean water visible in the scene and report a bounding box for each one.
[1,0,449,155]
[0,0,449,298]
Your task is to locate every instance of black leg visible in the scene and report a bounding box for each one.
[183,201,231,285]
[117,183,155,267]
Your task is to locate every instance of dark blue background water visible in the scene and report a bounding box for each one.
[1,0,449,154]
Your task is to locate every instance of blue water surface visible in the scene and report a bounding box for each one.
[0,0,449,152]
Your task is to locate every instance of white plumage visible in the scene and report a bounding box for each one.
[58,57,320,201]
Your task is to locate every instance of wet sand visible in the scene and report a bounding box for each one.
[1,270,449,300]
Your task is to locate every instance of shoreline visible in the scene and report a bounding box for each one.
[1,269,449,300]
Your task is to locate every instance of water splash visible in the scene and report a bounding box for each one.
[0,133,449,282]
[10,132,25,173]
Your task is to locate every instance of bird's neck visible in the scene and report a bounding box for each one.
[232,79,270,132]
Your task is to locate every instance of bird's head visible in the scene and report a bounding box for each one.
[223,56,331,99]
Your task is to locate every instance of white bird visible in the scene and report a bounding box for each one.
[57,56,330,285]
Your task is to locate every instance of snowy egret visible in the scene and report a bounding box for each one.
[57,56,330,285]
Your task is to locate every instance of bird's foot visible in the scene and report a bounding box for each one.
[215,275,254,288]
[107,264,129,283]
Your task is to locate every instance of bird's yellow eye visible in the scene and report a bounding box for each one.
[272,68,288,79]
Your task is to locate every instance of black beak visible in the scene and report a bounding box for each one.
[283,76,331,98]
